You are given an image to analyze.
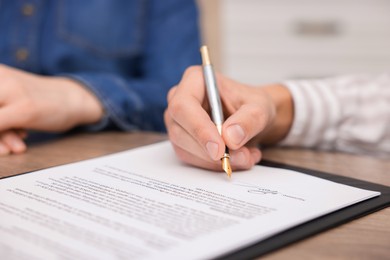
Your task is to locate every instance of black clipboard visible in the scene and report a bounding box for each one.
[216,160,390,260]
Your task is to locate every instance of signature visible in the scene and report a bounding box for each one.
[234,182,279,195]
[233,182,305,201]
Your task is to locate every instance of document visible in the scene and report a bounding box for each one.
[0,141,380,259]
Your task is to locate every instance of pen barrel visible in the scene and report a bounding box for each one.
[202,64,224,129]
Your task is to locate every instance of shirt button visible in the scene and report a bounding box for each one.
[15,48,29,61]
[22,4,35,16]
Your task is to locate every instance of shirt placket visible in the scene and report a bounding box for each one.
[13,0,42,71]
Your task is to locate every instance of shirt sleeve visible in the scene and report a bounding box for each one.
[65,0,201,132]
[279,73,390,157]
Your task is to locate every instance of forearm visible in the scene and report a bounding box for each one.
[0,65,104,133]
[280,73,390,156]
[52,77,104,127]
[66,72,172,132]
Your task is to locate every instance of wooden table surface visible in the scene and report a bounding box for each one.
[0,131,389,259]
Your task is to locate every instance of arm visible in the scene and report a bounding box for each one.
[280,74,390,157]
[165,69,390,172]
[64,0,201,132]
[0,0,200,154]
[0,65,103,155]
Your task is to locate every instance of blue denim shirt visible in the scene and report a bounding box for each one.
[0,0,201,132]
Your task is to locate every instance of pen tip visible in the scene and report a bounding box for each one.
[222,157,232,179]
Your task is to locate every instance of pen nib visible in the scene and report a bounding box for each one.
[222,154,232,178]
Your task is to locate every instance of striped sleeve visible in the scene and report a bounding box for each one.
[279,73,390,158]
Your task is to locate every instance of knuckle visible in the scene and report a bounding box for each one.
[247,103,269,127]
[183,65,202,78]
[234,104,269,140]
[256,104,272,128]
[167,86,177,103]
[249,104,264,119]
[237,104,258,128]
[166,121,181,144]
[167,99,184,119]
[192,124,209,145]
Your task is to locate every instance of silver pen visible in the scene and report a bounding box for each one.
[200,45,232,178]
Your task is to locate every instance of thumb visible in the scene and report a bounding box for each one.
[222,103,272,150]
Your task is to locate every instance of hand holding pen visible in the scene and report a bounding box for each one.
[164,47,290,173]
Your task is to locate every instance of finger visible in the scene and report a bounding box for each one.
[167,67,225,160]
[167,116,262,170]
[167,99,223,160]
[229,146,262,170]
[172,143,261,172]
[167,86,177,103]
[0,141,10,156]
[172,143,222,171]
[0,106,29,132]
[165,110,217,163]
[222,103,273,150]
[176,66,207,102]
[1,131,27,154]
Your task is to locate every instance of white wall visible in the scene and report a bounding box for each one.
[219,0,390,85]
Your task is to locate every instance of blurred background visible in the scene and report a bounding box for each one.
[197,0,390,85]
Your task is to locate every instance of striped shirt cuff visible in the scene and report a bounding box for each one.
[279,79,341,149]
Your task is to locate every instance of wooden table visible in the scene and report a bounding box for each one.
[0,131,388,259]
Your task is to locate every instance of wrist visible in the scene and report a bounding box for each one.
[58,78,104,127]
[260,84,294,145]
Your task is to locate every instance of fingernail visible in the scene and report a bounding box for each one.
[226,124,245,146]
[206,141,219,160]
[230,151,246,166]
[0,143,10,156]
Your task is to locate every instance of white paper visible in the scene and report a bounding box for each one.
[0,141,380,259]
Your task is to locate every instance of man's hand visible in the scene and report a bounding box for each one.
[164,66,294,171]
[0,64,104,154]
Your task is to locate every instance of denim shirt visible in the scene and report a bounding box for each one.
[0,0,201,132]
